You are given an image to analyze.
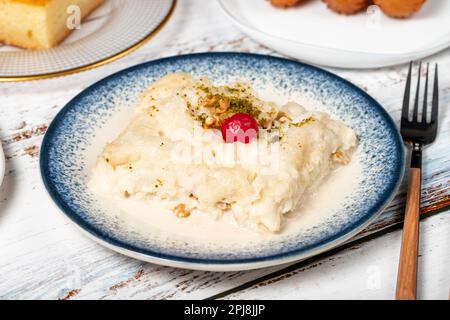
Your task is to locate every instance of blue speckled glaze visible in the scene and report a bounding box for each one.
[40,53,405,269]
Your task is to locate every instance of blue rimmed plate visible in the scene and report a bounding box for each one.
[40,53,405,271]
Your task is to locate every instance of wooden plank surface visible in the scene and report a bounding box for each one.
[0,0,449,300]
[220,214,450,300]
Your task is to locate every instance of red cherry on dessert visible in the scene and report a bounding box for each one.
[221,113,259,144]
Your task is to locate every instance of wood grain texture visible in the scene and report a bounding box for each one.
[222,213,450,300]
[0,0,449,300]
[396,168,421,300]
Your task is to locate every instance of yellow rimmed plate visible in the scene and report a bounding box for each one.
[0,0,176,82]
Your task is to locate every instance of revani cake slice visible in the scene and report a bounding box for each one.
[0,0,104,49]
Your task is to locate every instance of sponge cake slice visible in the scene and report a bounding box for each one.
[0,0,104,49]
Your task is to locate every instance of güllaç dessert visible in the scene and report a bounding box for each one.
[88,73,358,232]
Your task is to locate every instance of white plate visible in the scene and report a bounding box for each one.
[40,53,405,271]
[218,0,450,68]
[0,0,175,81]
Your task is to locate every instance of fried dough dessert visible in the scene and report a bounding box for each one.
[270,0,305,8]
[321,0,370,15]
[373,0,426,18]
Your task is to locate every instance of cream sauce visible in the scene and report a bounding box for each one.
[106,150,362,243]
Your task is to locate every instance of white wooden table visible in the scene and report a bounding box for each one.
[0,0,449,300]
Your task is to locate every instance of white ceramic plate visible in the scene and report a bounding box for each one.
[218,0,450,68]
[40,53,405,271]
[0,0,175,81]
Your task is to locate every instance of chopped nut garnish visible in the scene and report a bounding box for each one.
[189,193,198,200]
[276,111,292,123]
[204,96,218,108]
[205,116,214,125]
[217,201,231,211]
[332,151,350,164]
[216,98,230,114]
[190,82,282,131]
[124,190,130,198]
[203,116,215,128]
[173,204,190,218]
[203,115,222,129]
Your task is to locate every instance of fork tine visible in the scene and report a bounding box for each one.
[422,63,429,123]
[412,61,422,122]
[402,62,412,122]
[431,64,439,124]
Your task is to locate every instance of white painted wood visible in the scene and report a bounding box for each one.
[0,0,449,300]
[224,213,450,300]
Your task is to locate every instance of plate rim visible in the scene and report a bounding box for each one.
[217,0,450,63]
[40,52,406,271]
[0,141,5,187]
[0,0,176,83]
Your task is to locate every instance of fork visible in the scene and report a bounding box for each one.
[396,61,439,300]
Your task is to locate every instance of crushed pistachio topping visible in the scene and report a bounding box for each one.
[290,117,315,128]
[186,81,281,130]
[154,178,163,188]
[147,105,160,117]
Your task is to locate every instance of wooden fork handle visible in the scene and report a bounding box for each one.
[396,167,421,300]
